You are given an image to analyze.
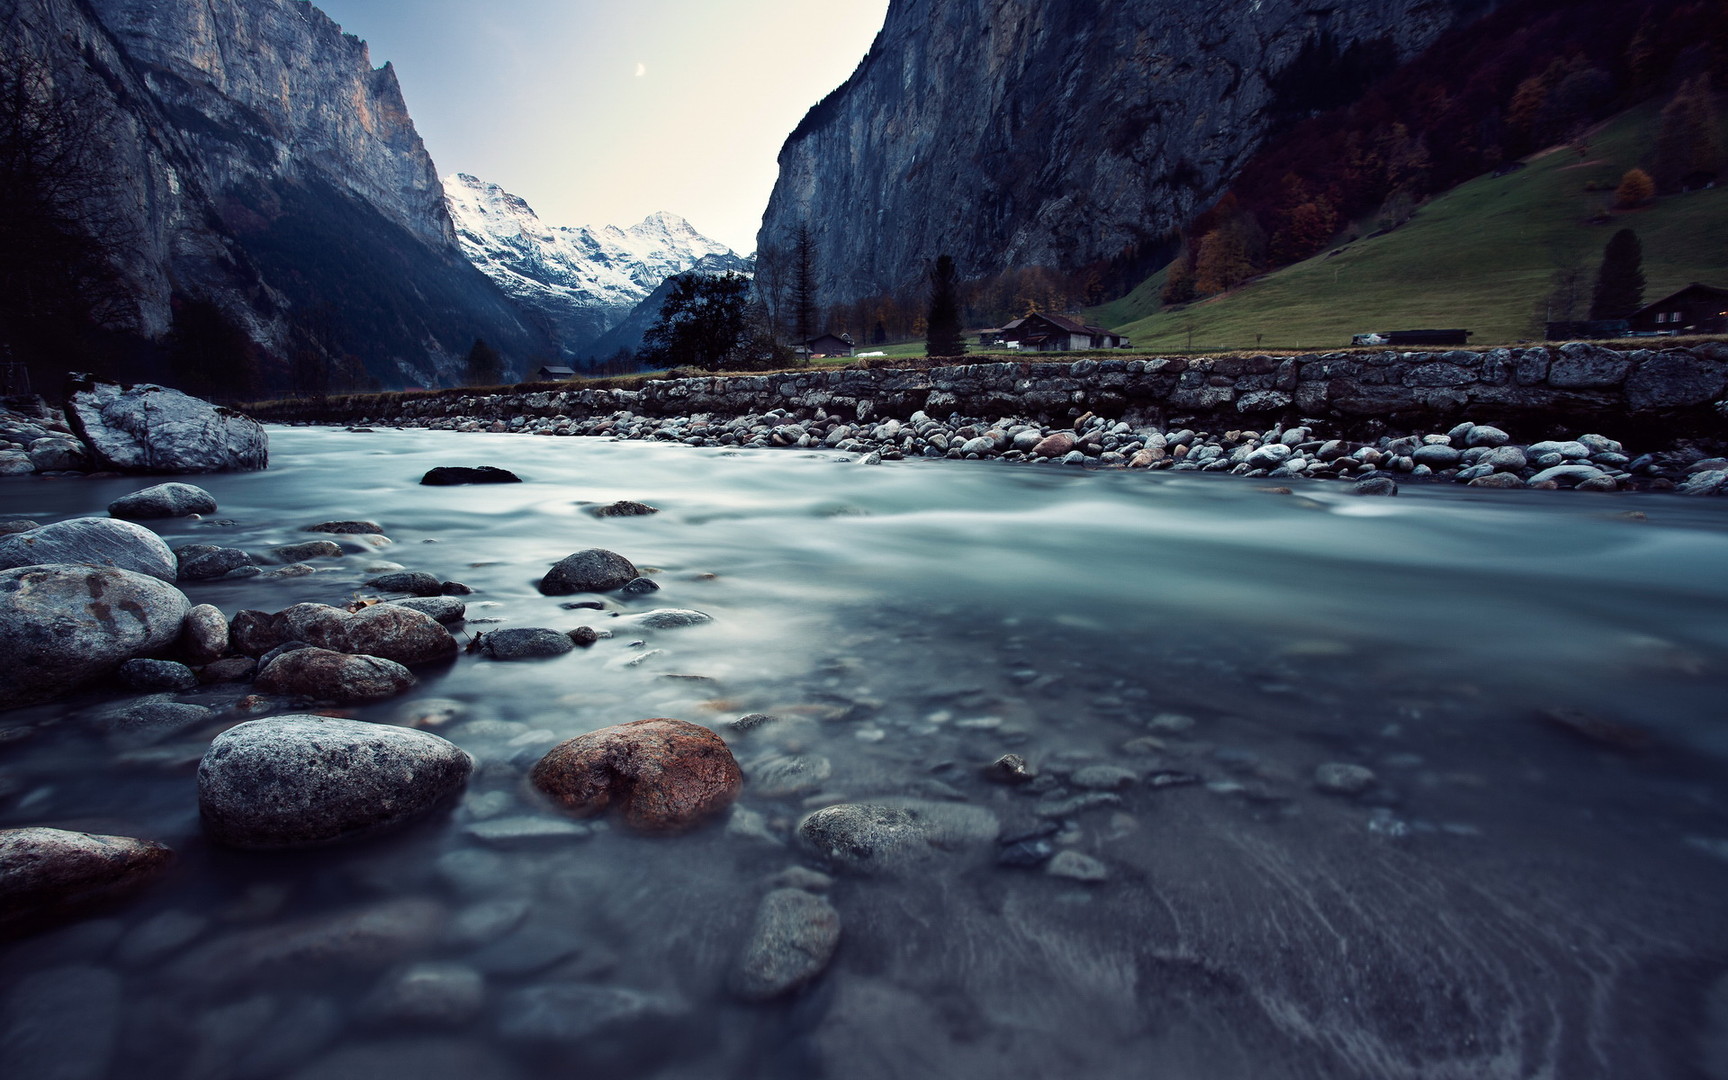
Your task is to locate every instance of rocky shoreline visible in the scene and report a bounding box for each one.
[314,406,1727,496]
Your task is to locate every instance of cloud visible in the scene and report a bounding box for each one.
[635,62,647,77]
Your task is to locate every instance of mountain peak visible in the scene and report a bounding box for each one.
[443,173,749,358]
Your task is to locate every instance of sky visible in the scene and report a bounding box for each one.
[314,0,889,254]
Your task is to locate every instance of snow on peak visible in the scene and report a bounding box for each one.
[443,172,745,320]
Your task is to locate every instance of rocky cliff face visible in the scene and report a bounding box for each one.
[758,0,1498,310]
[446,174,749,358]
[7,0,542,387]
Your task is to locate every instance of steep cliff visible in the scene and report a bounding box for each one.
[5,0,542,387]
[446,174,749,358]
[758,0,1499,310]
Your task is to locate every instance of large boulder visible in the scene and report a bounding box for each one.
[530,718,742,833]
[420,466,521,485]
[198,715,473,849]
[0,517,177,581]
[0,565,191,707]
[537,549,638,596]
[0,827,173,933]
[107,482,218,519]
[65,376,268,473]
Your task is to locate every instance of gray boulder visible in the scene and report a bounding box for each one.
[1528,464,1607,488]
[175,545,256,581]
[65,377,268,473]
[0,565,191,707]
[0,517,177,581]
[107,482,217,519]
[27,436,89,472]
[387,596,466,624]
[117,658,198,692]
[1625,351,1728,411]
[181,604,229,662]
[0,828,173,933]
[254,648,418,702]
[797,800,998,874]
[480,628,573,661]
[732,888,841,1001]
[198,716,473,849]
[367,571,443,596]
[537,548,638,595]
[0,450,33,476]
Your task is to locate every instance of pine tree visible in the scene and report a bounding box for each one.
[1589,228,1645,320]
[791,224,819,344]
[1161,247,1197,305]
[924,254,966,359]
[464,338,503,386]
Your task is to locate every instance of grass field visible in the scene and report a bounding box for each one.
[1093,99,1728,351]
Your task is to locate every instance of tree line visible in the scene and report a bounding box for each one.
[1161,0,1725,307]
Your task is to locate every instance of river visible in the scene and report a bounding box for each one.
[3,425,1728,1080]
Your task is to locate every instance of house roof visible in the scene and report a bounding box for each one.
[536,365,575,375]
[804,333,852,347]
[1631,282,1728,316]
[1028,312,1118,337]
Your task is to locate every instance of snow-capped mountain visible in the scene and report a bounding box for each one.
[445,173,751,357]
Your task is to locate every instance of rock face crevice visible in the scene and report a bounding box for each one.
[6,0,542,384]
[758,0,1498,309]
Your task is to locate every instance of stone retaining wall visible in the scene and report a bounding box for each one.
[254,344,1728,441]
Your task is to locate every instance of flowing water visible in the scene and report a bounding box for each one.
[4,426,1728,1080]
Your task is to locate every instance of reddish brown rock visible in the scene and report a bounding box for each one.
[531,718,743,833]
[1030,431,1075,458]
[255,647,416,702]
[1,827,173,934]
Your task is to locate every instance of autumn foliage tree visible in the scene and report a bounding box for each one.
[1614,167,1655,208]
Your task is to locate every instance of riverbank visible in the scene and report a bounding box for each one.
[248,342,1728,444]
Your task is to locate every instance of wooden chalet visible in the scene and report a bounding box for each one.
[1627,283,1728,335]
[804,333,854,359]
[535,365,576,380]
[990,313,1128,352]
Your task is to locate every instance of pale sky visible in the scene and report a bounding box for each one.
[314,0,889,254]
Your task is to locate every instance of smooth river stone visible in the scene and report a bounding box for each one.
[0,564,191,707]
[0,827,173,933]
[531,718,742,833]
[199,716,472,849]
[0,517,177,581]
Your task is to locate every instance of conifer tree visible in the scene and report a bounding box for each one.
[464,337,503,386]
[791,224,819,344]
[1651,75,1722,192]
[924,254,966,359]
[1589,229,1645,320]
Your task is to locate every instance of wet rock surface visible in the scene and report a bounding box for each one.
[107,482,218,519]
[531,718,742,832]
[254,648,418,702]
[0,517,179,581]
[536,548,639,595]
[67,377,268,473]
[0,564,191,706]
[0,828,173,933]
[420,466,521,485]
[731,887,841,1000]
[198,716,472,849]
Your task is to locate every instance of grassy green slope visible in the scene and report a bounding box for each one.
[1102,100,1728,351]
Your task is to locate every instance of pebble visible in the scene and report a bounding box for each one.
[1069,764,1139,790]
[359,962,487,1026]
[1045,850,1109,882]
[731,888,842,1000]
[531,717,742,833]
[984,753,1036,783]
[1313,762,1378,795]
